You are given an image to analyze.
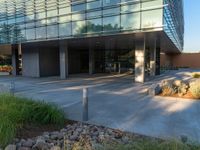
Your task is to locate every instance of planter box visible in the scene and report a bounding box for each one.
[0,72,10,76]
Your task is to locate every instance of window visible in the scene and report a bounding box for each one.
[16,17,24,23]
[103,0,120,7]
[121,13,140,30]
[72,3,86,12]
[26,22,35,28]
[26,14,35,21]
[87,0,102,9]
[103,16,120,31]
[36,27,46,39]
[87,18,102,33]
[59,7,71,15]
[36,12,46,19]
[26,28,35,40]
[47,17,58,25]
[142,0,163,10]
[103,7,120,16]
[87,10,101,19]
[47,25,58,38]
[47,9,58,17]
[121,4,140,13]
[59,22,72,36]
[59,15,71,23]
[72,21,86,35]
[36,19,46,27]
[7,18,15,24]
[142,9,162,29]
[72,13,85,21]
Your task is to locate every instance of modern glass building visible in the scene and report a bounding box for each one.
[0,0,184,82]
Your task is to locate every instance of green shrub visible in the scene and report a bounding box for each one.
[0,94,65,147]
[189,80,200,99]
[192,73,200,78]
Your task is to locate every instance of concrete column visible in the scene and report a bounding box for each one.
[22,47,40,77]
[89,44,95,75]
[155,46,161,75]
[150,39,156,76]
[135,38,146,83]
[11,44,19,76]
[59,41,68,79]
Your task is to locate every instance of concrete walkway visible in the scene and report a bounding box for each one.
[0,70,200,142]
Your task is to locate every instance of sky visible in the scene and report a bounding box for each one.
[184,0,200,52]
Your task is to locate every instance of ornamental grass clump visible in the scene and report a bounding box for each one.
[189,80,200,99]
[192,73,200,79]
[0,94,65,147]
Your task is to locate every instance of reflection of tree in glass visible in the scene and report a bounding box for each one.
[87,22,102,33]
[0,23,25,44]
[75,22,121,35]
[103,24,120,31]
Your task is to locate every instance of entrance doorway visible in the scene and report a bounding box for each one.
[68,49,89,74]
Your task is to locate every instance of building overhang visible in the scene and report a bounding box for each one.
[0,30,181,54]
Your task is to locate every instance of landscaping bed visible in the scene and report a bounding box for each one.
[0,65,12,75]
[1,94,200,150]
[0,94,65,148]
[7,122,200,150]
[151,72,200,100]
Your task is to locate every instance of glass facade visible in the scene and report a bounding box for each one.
[164,0,184,51]
[0,0,183,51]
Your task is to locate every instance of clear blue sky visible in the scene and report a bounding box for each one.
[184,0,200,52]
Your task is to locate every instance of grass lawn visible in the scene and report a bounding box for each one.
[0,94,65,147]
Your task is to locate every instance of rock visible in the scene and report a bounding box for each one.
[18,147,31,150]
[173,80,182,87]
[60,128,67,133]
[5,145,16,150]
[32,141,49,150]
[50,146,61,150]
[50,131,62,140]
[76,128,83,133]
[92,131,99,136]
[22,139,34,147]
[36,136,46,143]
[69,134,78,141]
[148,84,161,96]
[33,137,48,150]
[43,132,50,139]
[177,82,189,97]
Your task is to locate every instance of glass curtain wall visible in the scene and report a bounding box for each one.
[0,0,164,44]
[163,0,184,51]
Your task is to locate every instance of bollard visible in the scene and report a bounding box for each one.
[10,81,15,95]
[118,62,121,74]
[82,88,88,121]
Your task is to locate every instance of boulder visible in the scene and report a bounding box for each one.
[22,139,34,147]
[148,84,161,96]
[5,145,16,150]
[50,146,61,150]
[18,147,31,150]
[173,80,182,87]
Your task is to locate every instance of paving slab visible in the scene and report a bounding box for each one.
[0,69,200,142]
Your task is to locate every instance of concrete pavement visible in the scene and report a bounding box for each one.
[0,70,200,142]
